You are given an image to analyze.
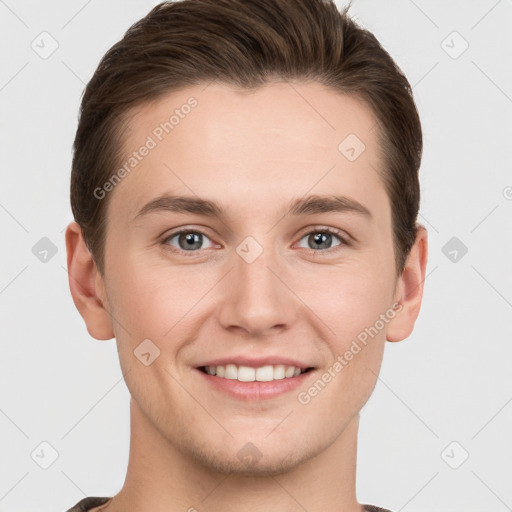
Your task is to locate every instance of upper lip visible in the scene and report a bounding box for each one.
[197,356,314,370]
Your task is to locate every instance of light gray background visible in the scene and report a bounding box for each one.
[1,0,511,511]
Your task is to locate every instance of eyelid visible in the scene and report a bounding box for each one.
[297,225,350,243]
[294,225,351,252]
[161,225,351,255]
[159,229,214,259]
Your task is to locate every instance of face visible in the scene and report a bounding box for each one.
[93,81,406,474]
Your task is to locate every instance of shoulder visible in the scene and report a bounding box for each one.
[64,497,111,512]
[64,498,393,512]
[363,505,395,512]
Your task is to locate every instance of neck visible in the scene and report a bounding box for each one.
[106,399,364,512]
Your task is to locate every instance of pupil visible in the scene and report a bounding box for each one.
[311,232,331,249]
[181,232,201,250]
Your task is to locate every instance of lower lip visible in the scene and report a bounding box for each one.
[196,368,315,401]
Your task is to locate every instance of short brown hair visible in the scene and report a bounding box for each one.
[70,0,422,276]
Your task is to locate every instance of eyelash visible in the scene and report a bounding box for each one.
[161,226,350,257]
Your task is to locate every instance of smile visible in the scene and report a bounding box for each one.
[197,363,316,401]
[200,364,312,382]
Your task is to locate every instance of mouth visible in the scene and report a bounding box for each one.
[195,363,316,401]
[198,364,315,382]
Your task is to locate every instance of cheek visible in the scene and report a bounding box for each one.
[106,256,204,340]
[301,258,395,346]
[105,263,196,407]
[295,269,391,421]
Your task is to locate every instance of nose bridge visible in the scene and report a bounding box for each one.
[217,234,299,335]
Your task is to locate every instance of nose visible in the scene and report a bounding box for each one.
[216,239,301,337]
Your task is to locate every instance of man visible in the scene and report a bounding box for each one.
[64,0,428,510]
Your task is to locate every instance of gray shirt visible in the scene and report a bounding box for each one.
[65,496,394,512]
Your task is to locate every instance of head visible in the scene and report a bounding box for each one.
[66,0,427,476]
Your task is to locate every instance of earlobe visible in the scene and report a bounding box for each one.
[386,224,428,342]
[65,221,115,340]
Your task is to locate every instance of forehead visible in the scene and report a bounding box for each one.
[123,80,379,159]
[108,80,388,225]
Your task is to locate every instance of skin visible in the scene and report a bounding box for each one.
[66,80,428,512]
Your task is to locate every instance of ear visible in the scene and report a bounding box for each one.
[65,221,115,340]
[386,224,428,342]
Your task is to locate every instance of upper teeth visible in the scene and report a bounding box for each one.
[204,364,305,382]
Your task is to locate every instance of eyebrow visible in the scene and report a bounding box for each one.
[133,193,372,221]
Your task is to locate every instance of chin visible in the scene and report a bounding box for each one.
[201,448,311,477]
[185,433,320,477]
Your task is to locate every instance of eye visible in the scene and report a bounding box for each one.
[161,226,349,256]
[163,230,215,252]
[296,228,348,251]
